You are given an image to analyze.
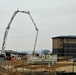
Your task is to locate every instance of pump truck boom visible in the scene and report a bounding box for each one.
[1,10,38,56]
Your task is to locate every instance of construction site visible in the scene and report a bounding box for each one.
[0,10,76,75]
[0,55,76,75]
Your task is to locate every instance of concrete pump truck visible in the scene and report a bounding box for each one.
[1,10,38,60]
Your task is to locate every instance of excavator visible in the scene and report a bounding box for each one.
[1,10,39,60]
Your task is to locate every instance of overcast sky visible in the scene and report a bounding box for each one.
[0,0,76,52]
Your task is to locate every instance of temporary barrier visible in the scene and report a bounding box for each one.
[27,55,57,65]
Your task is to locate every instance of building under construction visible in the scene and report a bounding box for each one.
[52,35,76,58]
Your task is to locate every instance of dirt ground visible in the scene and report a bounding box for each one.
[0,60,75,75]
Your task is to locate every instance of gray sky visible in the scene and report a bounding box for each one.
[0,0,76,52]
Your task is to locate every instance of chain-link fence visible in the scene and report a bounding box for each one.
[0,59,75,75]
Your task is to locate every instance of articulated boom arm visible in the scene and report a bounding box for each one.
[2,10,38,54]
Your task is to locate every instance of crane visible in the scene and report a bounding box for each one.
[1,10,39,55]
